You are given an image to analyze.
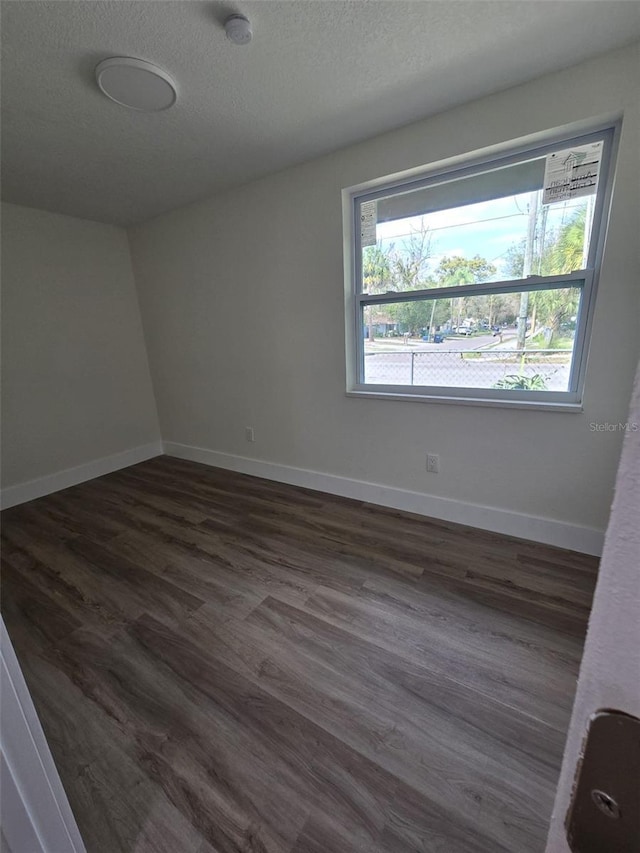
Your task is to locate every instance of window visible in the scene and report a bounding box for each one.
[345,125,618,408]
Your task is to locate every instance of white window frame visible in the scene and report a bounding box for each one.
[343,122,620,411]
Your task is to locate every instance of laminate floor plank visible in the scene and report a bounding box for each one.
[357,501,596,570]
[290,812,385,853]
[129,613,393,853]
[245,595,568,771]
[2,528,146,637]
[360,572,584,669]
[421,544,594,607]
[113,530,266,623]
[59,475,213,528]
[112,459,326,524]
[0,617,214,853]
[302,584,578,731]
[12,493,127,543]
[51,621,309,853]
[67,491,325,609]
[234,596,559,851]
[1,559,83,646]
[0,456,599,853]
[3,520,205,634]
[215,511,426,581]
[380,777,512,853]
[421,572,591,639]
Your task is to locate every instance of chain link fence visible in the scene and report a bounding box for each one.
[363,349,572,391]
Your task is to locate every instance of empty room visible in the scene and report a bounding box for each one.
[1,2,639,852]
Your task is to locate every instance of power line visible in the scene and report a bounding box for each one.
[378,211,527,241]
[376,200,587,242]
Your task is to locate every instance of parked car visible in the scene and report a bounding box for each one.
[456,326,473,336]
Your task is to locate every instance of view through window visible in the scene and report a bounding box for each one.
[349,127,616,405]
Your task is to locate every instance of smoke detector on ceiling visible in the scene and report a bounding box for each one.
[225,14,252,45]
[95,57,177,111]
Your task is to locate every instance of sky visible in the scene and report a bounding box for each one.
[374,192,589,280]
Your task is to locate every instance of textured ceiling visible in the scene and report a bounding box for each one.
[2,0,639,226]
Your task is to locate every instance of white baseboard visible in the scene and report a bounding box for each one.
[163,441,604,556]
[0,442,163,510]
[1,438,603,554]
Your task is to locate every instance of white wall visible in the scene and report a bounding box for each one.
[128,43,639,548]
[1,203,160,496]
[546,360,640,852]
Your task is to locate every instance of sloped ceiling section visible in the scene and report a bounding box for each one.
[2,0,639,226]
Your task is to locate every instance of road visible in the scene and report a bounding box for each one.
[363,332,571,390]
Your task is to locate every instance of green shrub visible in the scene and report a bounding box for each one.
[494,374,548,390]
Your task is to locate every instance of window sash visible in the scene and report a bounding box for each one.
[357,272,586,305]
[354,272,592,399]
[353,125,616,298]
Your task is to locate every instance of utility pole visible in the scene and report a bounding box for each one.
[517,190,541,351]
[428,298,437,339]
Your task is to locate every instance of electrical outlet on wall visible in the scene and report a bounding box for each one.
[426,453,439,473]
[245,426,255,442]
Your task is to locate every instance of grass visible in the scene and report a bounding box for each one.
[526,332,575,351]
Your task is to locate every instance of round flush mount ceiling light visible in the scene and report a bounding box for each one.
[95,57,177,111]
[224,14,252,45]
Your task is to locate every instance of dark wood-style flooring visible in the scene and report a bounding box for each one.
[1,456,599,853]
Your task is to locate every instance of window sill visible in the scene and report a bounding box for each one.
[346,388,583,412]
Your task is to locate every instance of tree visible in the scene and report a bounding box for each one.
[362,244,393,341]
[471,291,519,327]
[389,224,432,291]
[362,244,393,294]
[433,255,496,285]
[433,255,497,328]
[536,205,586,344]
[504,203,587,278]
[541,205,587,275]
[380,223,433,339]
[391,298,450,336]
[504,242,525,279]
[535,288,580,344]
[504,203,587,345]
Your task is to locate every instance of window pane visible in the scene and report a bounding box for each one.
[361,161,595,293]
[361,287,580,392]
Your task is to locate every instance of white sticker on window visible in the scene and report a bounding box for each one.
[542,141,603,205]
[360,200,377,247]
